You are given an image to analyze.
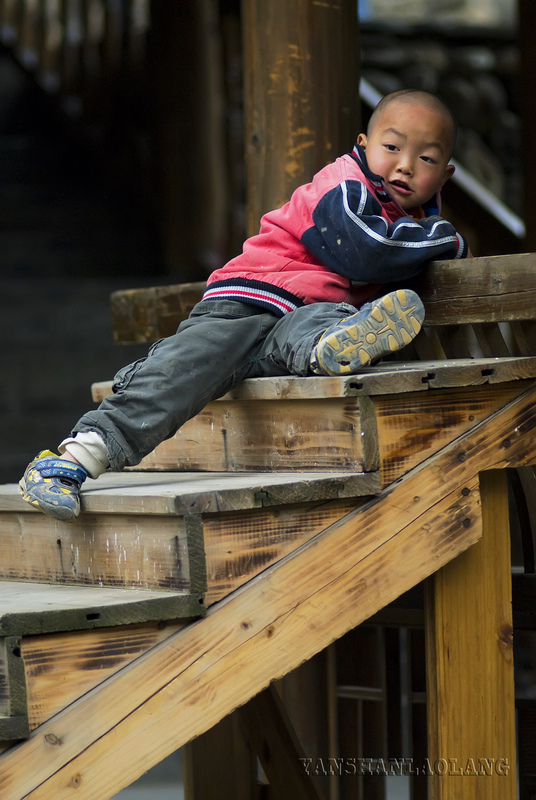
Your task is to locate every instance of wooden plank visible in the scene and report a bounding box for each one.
[91,381,534,481]
[91,357,536,403]
[412,253,536,326]
[374,382,531,485]
[0,636,29,740]
[91,366,536,476]
[425,470,516,799]
[21,622,185,731]
[110,282,206,346]
[202,497,363,606]
[0,511,192,591]
[0,582,203,636]
[0,478,376,603]
[0,471,380,517]
[124,396,378,474]
[238,684,326,800]
[107,254,536,345]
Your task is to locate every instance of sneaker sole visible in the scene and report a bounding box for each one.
[18,476,80,522]
[316,289,424,375]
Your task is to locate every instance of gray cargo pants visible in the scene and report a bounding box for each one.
[73,298,357,471]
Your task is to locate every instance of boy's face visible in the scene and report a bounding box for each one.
[357,100,455,212]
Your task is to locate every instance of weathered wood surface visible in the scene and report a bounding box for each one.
[0,582,202,636]
[108,254,536,344]
[202,497,363,607]
[91,357,536,403]
[374,382,530,485]
[21,622,185,731]
[5,378,536,798]
[0,473,378,599]
[0,510,193,592]
[110,396,378,474]
[0,471,380,517]
[89,379,534,480]
[426,471,516,799]
[242,0,359,235]
[410,253,536,325]
[0,635,28,741]
[110,281,206,345]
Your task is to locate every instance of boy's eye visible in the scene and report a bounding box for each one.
[421,155,436,164]
[384,143,398,152]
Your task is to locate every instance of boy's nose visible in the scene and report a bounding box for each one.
[397,156,413,175]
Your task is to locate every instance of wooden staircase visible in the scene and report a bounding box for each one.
[1,254,536,797]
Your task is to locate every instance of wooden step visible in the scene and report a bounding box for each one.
[0,470,379,600]
[0,469,378,740]
[91,359,536,476]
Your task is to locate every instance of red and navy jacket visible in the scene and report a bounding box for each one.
[203,144,468,316]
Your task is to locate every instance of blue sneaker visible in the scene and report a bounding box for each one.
[310,289,424,376]
[19,450,88,522]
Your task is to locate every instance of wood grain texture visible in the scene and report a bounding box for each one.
[91,357,536,403]
[0,471,380,517]
[374,382,531,485]
[106,254,536,345]
[21,622,185,731]
[90,362,536,475]
[0,512,190,591]
[202,497,364,606]
[425,471,516,799]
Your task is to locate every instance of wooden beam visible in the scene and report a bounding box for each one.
[238,684,326,800]
[425,470,516,799]
[411,253,536,325]
[3,381,536,797]
[242,0,359,235]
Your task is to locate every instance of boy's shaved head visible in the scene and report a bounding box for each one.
[367,90,457,159]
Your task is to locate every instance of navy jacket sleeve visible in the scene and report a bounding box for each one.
[301,179,468,283]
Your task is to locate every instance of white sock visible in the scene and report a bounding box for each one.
[59,431,109,479]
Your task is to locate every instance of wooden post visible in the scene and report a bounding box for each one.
[148,0,228,277]
[242,0,360,235]
[425,470,516,799]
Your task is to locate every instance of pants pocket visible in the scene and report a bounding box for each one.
[112,339,163,393]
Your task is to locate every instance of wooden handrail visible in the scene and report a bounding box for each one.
[107,252,536,345]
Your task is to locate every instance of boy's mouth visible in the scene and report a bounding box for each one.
[389,179,412,195]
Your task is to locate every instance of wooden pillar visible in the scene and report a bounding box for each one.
[518,0,536,251]
[148,0,228,277]
[425,470,516,799]
[242,0,360,235]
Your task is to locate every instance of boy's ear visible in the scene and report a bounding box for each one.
[357,133,367,148]
[442,163,456,186]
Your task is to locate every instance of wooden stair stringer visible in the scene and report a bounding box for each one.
[2,381,536,799]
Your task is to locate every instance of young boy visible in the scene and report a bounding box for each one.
[20,89,469,522]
